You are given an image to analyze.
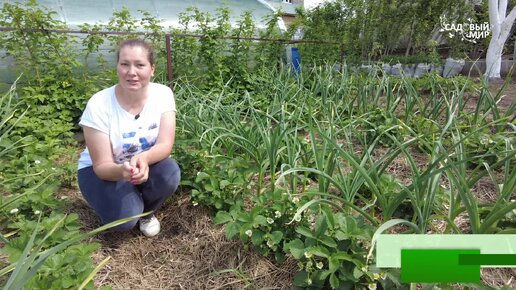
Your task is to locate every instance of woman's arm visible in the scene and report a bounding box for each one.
[128,111,176,184]
[83,126,134,181]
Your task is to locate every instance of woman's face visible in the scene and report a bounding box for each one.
[117,46,155,92]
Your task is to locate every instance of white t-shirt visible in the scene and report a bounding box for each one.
[78,83,176,170]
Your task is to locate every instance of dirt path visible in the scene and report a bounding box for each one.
[473,78,515,112]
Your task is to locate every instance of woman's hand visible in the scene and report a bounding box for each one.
[128,152,149,185]
[122,161,138,181]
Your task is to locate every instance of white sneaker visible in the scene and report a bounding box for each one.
[139,215,160,237]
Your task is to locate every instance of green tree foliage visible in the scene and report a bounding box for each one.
[293,0,469,63]
[169,7,292,91]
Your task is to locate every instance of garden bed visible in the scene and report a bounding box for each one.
[52,80,515,289]
[2,67,514,289]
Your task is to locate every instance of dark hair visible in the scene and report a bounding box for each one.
[116,39,155,66]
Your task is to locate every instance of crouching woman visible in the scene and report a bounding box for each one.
[77,39,180,237]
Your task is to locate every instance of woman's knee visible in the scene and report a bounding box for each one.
[151,158,181,190]
[168,160,181,189]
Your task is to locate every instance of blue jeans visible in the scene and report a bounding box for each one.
[78,158,181,231]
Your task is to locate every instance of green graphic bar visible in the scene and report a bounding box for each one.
[401,249,480,283]
[377,235,516,268]
[459,254,516,266]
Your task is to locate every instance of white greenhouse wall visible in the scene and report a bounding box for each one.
[1,0,275,28]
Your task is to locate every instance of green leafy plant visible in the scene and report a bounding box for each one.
[284,203,378,289]
[0,79,115,290]
[0,0,106,166]
[214,188,305,261]
[190,156,251,211]
[1,212,143,290]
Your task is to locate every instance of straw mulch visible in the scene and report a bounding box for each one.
[64,188,297,290]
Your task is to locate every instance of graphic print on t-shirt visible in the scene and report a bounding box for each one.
[115,122,158,163]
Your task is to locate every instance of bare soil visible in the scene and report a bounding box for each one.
[466,77,516,113]
[60,80,514,290]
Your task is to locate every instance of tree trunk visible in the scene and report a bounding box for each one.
[405,18,416,56]
[486,38,504,78]
[485,0,516,79]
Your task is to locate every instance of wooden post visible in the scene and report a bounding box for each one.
[166,34,173,88]
[513,38,515,62]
